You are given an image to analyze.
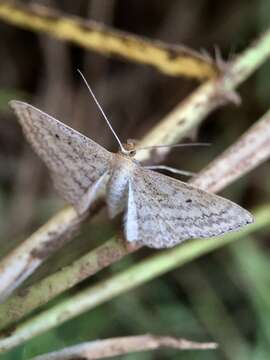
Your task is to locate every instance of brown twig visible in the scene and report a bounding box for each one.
[31,334,217,360]
[0,1,217,79]
[0,205,93,303]
[191,107,270,192]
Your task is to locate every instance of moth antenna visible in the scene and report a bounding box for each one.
[136,142,211,151]
[77,69,125,152]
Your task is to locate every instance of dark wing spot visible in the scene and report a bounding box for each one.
[55,134,60,139]
[186,199,192,203]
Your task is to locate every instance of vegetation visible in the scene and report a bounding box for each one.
[0,1,270,359]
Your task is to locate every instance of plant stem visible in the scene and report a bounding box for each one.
[31,334,217,360]
[139,26,270,154]
[0,206,269,353]
[0,1,216,79]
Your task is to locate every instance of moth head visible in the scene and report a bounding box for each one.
[121,139,137,157]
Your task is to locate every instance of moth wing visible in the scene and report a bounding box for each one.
[10,101,113,211]
[125,167,253,248]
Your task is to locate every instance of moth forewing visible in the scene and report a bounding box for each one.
[125,182,139,242]
[75,171,111,215]
[124,167,253,248]
[9,100,113,209]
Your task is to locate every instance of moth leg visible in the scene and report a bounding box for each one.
[144,165,196,177]
[75,171,109,215]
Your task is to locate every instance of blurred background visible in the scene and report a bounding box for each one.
[0,0,270,359]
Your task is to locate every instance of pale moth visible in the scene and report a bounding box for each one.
[10,74,253,248]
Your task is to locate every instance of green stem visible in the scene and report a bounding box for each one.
[0,237,130,330]
[0,206,269,353]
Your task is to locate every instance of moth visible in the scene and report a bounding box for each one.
[9,77,253,248]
